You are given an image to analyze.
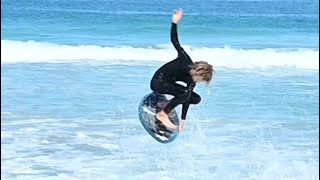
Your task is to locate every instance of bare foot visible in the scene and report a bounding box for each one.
[156,110,177,129]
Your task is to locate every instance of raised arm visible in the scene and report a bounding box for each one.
[171,23,183,53]
[171,9,183,53]
[171,9,192,60]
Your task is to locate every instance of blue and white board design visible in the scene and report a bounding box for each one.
[138,92,179,143]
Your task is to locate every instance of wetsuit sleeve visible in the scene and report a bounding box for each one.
[171,23,183,52]
[181,82,196,120]
[181,102,190,120]
[171,23,191,60]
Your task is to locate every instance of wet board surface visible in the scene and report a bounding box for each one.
[138,92,179,143]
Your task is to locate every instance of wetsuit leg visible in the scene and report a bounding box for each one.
[189,91,201,105]
[151,80,191,114]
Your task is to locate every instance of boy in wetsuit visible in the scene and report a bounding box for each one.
[150,9,214,132]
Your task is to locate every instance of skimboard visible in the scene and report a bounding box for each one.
[138,92,179,143]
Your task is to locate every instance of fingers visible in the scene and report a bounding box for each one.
[173,8,183,14]
[179,123,185,133]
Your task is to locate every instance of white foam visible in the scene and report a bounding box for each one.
[76,132,89,139]
[1,40,319,69]
[21,127,39,132]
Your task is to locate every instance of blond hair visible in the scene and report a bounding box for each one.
[189,61,214,83]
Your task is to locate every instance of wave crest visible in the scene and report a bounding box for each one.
[1,40,318,69]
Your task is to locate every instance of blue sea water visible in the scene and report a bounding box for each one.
[1,0,319,179]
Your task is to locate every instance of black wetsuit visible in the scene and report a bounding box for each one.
[150,23,201,120]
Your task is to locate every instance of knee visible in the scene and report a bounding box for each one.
[150,79,157,91]
[190,94,201,104]
[150,83,155,91]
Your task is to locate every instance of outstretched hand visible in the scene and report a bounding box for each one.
[172,9,183,24]
[179,119,186,133]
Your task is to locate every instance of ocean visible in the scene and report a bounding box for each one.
[1,0,319,179]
